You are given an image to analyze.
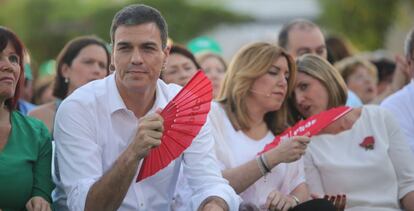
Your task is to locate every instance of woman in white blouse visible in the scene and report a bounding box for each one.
[208,43,335,211]
[290,54,414,211]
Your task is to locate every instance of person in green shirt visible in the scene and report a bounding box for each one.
[0,26,54,211]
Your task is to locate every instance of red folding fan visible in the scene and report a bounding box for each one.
[259,106,352,154]
[136,71,213,182]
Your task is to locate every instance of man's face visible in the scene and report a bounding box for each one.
[286,26,327,59]
[112,23,169,93]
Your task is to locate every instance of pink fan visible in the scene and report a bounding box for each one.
[136,71,213,182]
[260,106,352,154]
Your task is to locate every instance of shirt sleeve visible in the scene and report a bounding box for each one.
[54,99,102,211]
[383,108,414,199]
[287,158,306,194]
[304,151,325,195]
[381,97,414,154]
[32,122,54,203]
[182,118,241,210]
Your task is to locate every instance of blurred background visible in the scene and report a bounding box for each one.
[1,0,414,75]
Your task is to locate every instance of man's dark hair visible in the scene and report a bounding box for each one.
[278,19,318,50]
[404,28,414,59]
[110,4,168,49]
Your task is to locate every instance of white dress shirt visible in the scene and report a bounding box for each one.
[304,105,414,211]
[53,74,240,211]
[381,79,414,154]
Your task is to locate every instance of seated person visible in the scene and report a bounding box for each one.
[175,42,335,211]
[0,26,54,211]
[290,54,414,210]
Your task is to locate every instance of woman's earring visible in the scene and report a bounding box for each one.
[64,78,69,84]
[109,64,115,72]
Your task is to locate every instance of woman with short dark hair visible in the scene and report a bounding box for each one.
[0,26,54,211]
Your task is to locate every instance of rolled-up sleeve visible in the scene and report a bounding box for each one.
[54,99,102,211]
[182,119,241,210]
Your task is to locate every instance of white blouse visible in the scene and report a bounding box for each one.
[304,105,414,211]
[210,102,305,208]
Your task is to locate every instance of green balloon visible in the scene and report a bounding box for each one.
[24,63,33,80]
[39,60,56,77]
[187,36,222,55]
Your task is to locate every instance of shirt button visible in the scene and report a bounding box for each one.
[140,203,144,207]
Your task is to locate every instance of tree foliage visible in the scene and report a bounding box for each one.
[0,0,249,65]
[318,0,410,51]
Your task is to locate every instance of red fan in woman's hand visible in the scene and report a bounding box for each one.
[136,71,213,182]
[259,106,352,154]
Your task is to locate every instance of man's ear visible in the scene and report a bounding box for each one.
[111,44,115,69]
[163,45,171,58]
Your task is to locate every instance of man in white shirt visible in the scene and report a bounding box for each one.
[54,4,240,211]
[277,19,363,107]
[381,28,414,154]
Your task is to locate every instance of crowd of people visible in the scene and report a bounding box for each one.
[1,3,414,211]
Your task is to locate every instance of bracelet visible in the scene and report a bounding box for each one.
[260,154,271,172]
[256,156,268,176]
[290,194,300,206]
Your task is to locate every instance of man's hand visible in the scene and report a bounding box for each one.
[131,112,164,159]
[199,196,229,211]
[25,196,51,211]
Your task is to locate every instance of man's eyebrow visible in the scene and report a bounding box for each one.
[116,41,131,47]
[141,41,158,47]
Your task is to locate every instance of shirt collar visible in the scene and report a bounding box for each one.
[107,74,169,115]
[146,79,169,114]
[107,74,127,114]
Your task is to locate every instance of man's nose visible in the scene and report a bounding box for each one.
[131,49,143,64]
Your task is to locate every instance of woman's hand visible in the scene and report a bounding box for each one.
[267,136,309,165]
[324,194,346,211]
[25,196,51,211]
[311,193,346,211]
[264,190,296,211]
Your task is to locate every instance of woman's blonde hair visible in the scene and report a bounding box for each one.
[217,42,296,135]
[334,56,378,84]
[289,54,348,123]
